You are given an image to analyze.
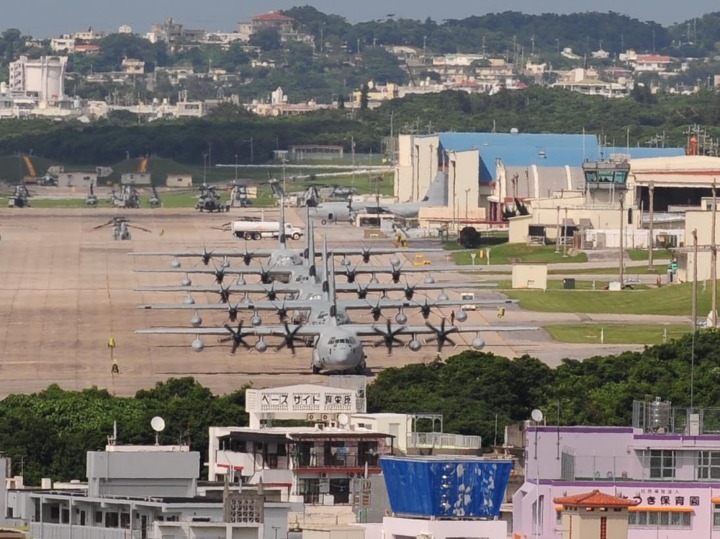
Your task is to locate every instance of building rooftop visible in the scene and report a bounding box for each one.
[435,132,684,182]
[554,489,639,508]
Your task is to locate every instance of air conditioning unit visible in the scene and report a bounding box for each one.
[320,472,328,478]
[307,414,317,421]
[322,414,330,421]
[348,472,355,478]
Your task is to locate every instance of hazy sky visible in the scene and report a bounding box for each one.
[6,0,717,37]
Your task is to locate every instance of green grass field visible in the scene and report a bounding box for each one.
[626,248,674,261]
[505,281,714,315]
[548,264,667,275]
[451,243,588,265]
[544,324,692,344]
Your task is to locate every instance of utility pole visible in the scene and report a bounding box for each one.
[563,207,569,257]
[648,181,654,270]
[712,180,718,327]
[465,188,471,225]
[692,229,698,335]
[351,135,356,191]
[692,228,698,410]
[555,206,561,253]
[619,194,625,287]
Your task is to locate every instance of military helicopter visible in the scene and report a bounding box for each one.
[85,182,99,206]
[109,185,141,209]
[7,183,32,208]
[149,186,162,208]
[94,217,151,241]
[196,184,230,213]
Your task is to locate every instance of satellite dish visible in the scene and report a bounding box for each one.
[151,416,165,446]
[151,416,166,432]
[337,413,349,426]
[531,409,544,423]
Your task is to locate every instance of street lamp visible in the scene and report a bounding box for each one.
[465,188,471,225]
[531,409,544,539]
[234,154,238,180]
[202,153,208,184]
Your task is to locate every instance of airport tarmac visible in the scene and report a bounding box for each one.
[0,207,647,398]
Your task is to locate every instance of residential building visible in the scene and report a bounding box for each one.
[121,58,145,75]
[8,55,67,103]
[513,398,720,539]
[208,383,481,507]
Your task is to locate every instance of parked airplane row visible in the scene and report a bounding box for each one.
[133,205,537,374]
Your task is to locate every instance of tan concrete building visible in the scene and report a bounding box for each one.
[554,490,637,539]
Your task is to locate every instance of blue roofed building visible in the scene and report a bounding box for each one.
[394,131,685,229]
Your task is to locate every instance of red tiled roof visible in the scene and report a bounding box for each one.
[253,12,293,22]
[635,55,671,63]
[554,490,639,508]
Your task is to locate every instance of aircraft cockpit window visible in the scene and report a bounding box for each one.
[309,294,321,301]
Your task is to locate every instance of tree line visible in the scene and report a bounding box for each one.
[2,86,720,172]
[1,330,718,485]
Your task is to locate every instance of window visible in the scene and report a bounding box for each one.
[629,511,690,528]
[714,504,720,528]
[698,451,720,480]
[650,450,676,479]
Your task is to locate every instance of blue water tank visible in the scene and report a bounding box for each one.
[380,456,512,519]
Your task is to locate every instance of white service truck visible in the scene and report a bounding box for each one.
[232,220,304,241]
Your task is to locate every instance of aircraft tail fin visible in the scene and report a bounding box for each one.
[306,206,316,277]
[421,171,448,206]
[279,193,287,248]
[323,236,338,322]
[269,180,286,199]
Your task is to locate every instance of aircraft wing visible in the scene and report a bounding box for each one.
[334,281,497,294]
[136,324,323,337]
[135,284,299,294]
[132,249,277,258]
[138,297,517,312]
[334,265,475,275]
[338,298,517,309]
[344,323,538,337]
[135,267,294,276]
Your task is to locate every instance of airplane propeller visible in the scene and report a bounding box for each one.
[259,264,272,284]
[242,248,254,266]
[200,247,214,266]
[220,322,251,354]
[265,283,278,301]
[212,264,226,284]
[425,318,459,352]
[345,265,358,283]
[367,299,383,322]
[227,301,242,322]
[216,284,232,303]
[373,319,405,355]
[275,300,289,321]
[403,280,417,300]
[418,298,434,320]
[361,247,372,264]
[356,283,370,300]
[391,263,405,284]
[276,322,304,355]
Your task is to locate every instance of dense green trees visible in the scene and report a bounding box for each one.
[1,331,719,484]
[4,86,720,169]
[0,379,248,484]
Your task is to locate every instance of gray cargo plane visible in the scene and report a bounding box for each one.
[136,255,535,374]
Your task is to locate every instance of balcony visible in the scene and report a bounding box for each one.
[293,452,380,471]
[30,522,138,539]
[407,432,482,450]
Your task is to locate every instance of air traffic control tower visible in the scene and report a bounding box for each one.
[582,157,631,206]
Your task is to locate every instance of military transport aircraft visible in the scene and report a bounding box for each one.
[306,171,448,223]
[136,255,535,375]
